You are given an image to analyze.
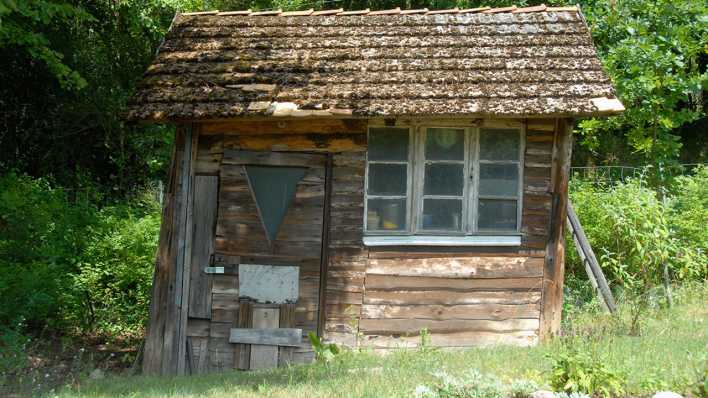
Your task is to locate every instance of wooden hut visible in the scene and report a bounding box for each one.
[127,5,624,375]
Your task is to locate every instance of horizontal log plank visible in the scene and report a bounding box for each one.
[360,330,538,348]
[229,328,303,346]
[363,290,541,305]
[361,303,539,321]
[366,257,544,278]
[364,275,542,291]
[359,318,539,335]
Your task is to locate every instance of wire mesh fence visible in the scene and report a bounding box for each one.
[570,163,705,186]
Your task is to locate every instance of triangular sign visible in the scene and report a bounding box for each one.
[245,165,307,244]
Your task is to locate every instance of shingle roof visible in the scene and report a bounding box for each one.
[127,5,624,121]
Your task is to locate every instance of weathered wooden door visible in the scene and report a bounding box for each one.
[186,149,328,372]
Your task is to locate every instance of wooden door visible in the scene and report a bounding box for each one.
[213,149,327,369]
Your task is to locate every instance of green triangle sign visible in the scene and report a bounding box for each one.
[245,165,307,244]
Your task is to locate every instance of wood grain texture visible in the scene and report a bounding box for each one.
[361,303,539,321]
[360,330,538,348]
[250,307,279,369]
[188,176,219,319]
[359,318,539,335]
[366,257,544,279]
[539,118,572,340]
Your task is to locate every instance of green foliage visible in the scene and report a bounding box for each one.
[0,173,160,374]
[577,0,707,166]
[308,332,340,362]
[567,174,707,292]
[416,370,541,398]
[548,348,626,397]
[70,197,161,337]
[667,165,708,266]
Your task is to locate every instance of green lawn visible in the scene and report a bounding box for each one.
[58,284,707,398]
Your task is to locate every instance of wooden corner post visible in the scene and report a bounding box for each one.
[143,124,197,375]
[539,118,573,341]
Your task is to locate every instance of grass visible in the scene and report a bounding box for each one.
[56,283,707,398]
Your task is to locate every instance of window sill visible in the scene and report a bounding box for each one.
[362,235,522,247]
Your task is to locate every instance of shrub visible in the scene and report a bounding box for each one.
[0,172,161,373]
[666,165,708,280]
[548,348,625,397]
[416,370,540,398]
[0,173,95,333]
[567,176,706,293]
[71,196,160,338]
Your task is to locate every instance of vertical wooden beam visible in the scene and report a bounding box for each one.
[317,154,333,337]
[143,131,181,375]
[142,124,197,375]
[539,118,573,340]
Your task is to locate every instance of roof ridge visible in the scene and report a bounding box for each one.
[180,4,580,17]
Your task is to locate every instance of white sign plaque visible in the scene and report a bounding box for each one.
[238,264,299,304]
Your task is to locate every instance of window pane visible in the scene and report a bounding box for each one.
[368,128,409,161]
[479,164,519,197]
[367,198,407,231]
[426,128,464,160]
[479,129,520,161]
[424,163,464,196]
[422,199,463,230]
[368,164,407,196]
[478,199,517,231]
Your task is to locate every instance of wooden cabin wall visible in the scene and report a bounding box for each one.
[151,117,569,373]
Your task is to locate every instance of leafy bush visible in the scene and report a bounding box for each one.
[567,175,706,293]
[667,165,708,279]
[308,332,341,362]
[415,370,540,398]
[548,348,626,397]
[71,196,161,338]
[0,173,160,373]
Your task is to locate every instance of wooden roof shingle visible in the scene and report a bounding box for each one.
[127,5,624,121]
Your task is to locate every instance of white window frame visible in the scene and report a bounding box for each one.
[363,125,525,244]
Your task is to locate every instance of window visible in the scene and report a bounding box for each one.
[365,126,523,238]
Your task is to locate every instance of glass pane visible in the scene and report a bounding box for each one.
[368,128,409,161]
[422,199,463,230]
[426,128,464,160]
[245,166,308,243]
[479,163,519,197]
[424,163,464,196]
[478,199,518,231]
[479,129,520,161]
[368,164,407,196]
[367,198,407,231]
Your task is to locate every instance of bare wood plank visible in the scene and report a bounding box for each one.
[143,133,181,375]
[360,330,538,348]
[366,257,544,278]
[236,301,253,370]
[279,303,296,366]
[540,118,572,341]
[567,201,616,312]
[317,155,333,338]
[363,290,541,306]
[175,124,197,375]
[224,134,366,152]
[365,275,542,291]
[188,175,219,319]
[188,336,209,374]
[223,149,326,167]
[361,303,539,321]
[367,250,546,259]
[229,328,302,346]
[187,318,210,337]
[200,118,367,135]
[359,318,540,335]
[250,307,280,369]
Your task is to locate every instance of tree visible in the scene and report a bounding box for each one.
[577,0,707,172]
